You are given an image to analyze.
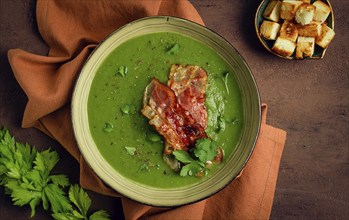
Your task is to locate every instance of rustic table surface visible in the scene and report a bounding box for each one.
[1,0,348,219]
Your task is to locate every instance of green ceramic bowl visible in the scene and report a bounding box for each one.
[72,16,261,206]
[255,0,334,59]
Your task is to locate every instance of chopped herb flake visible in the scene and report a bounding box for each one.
[166,43,180,55]
[129,105,136,114]
[121,104,130,114]
[103,122,113,132]
[146,132,161,142]
[121,104,136,115]
[125,147,137,156]
[118,65,128,77]
[139,163,149,171]
[222,72,230,94]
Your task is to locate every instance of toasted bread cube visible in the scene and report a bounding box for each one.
[313,0,331,23]
[297,21,322,37]
[272,37,296,57]
[296,36,315,58]
[316,24,335,48]
[295,3,316,25]
[260,20,281,40]
[301,0,311,3]
[280,0,303,20]
[279,20,298,42]
[263,1,282,22]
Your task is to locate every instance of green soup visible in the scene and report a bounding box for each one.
[88,32,243,188]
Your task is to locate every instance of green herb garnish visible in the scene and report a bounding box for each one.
[52,185,110,220]
[118,65,128,77]
[103,122,114,132]
[180,162,204,177]
[139,163,149,171]
[172,138,220,177]
[125,147,137,156]
[146,132,161,142]
[0,128,110,219]
[166,43,180,55]
[222,72,230,94]
[121,104,136,115]
[194,138,219,163]
[172,150,196,164]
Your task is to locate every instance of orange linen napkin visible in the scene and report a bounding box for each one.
[7,0,287,219]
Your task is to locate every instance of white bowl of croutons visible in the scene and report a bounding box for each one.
[255,0,335,59]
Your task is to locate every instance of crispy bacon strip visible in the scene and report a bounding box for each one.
[141,78,207,153]
[168,64,208,129]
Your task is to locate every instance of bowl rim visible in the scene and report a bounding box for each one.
[254,0,335,60]
[72,15,261,207]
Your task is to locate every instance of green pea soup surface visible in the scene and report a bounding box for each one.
[87,32,243,188]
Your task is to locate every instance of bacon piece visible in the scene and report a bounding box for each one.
[141,78,207,153]
[168,64,208,129]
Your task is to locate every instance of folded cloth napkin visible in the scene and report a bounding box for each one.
[8,0,287,219]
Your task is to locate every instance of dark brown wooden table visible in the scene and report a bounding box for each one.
[1,0,348,219]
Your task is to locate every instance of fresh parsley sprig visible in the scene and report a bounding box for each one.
[52,185,110,220]
[0,128,110,219]
[172,138,221,177]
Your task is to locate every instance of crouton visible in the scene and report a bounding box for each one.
[313,0,331,23]
[296,36,315,59]
[263,1,282,22]
[279,20,298,42]
[297,21,322,37]
[316,24,335,48]
[272,37,296,57]
[295,3,316,25]
[280,0,303,20]
[260,20,281,40]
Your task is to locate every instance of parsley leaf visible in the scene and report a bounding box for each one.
[89,210,110,220]
[194,138,219,162]
[172,150,195,164]
[34,149,60,178]
[0,128,111,219]
[43,183,72,214]
[48,174,70,187]
[68,184,91,217]
[52,185,110,220]
[179,163,203,177]
[172,138,221,177]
